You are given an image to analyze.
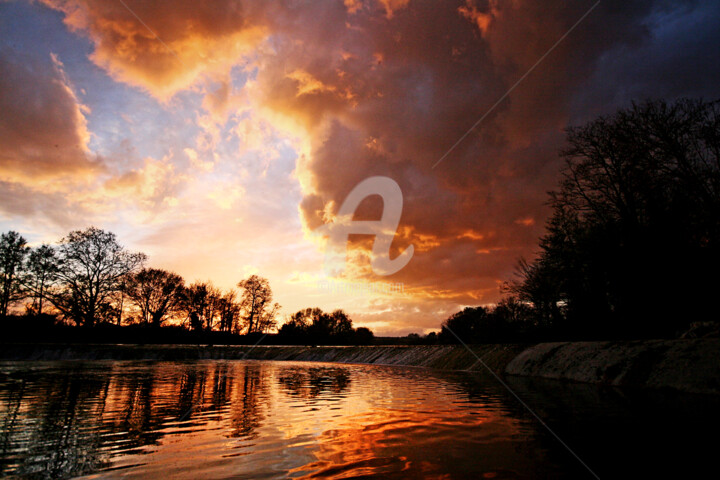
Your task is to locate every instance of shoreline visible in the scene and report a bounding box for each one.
[0,343,527,374]
[1,339,718,395]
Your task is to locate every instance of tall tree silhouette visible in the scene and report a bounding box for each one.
[124,268,185,327]
[509,98,720,337]
[256,301,280,334]
[49,227,146,327]
[237,275,277,334]
[0,231,29,317]
[24,244,59,316]
[217,290,242,333]
[182,281,222,331]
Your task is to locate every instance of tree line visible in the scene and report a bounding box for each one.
[277,307,374,345]
[1,226,376,344]
[1,226,279,335]
[7,98,715,345]
[439,98,720,343]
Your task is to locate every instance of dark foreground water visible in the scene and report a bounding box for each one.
[0,360,717,479]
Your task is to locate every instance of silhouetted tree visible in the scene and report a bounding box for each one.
[278,307,317,343]
[182,281,222,331]
[494,295,533,325]
[354,327,375,345]
[255,301,280,334]
[23,244,59,316]
[509,98,720,337]
[237,275,277,334]
[288,307,321,329]
[49,227,146,327]
[0,231,29,317]
[308,309,353,342]
[407,333,421,342]
[504,256,564,329]
[112,275,127,325]
[217,290,242,333]
[278,307,370,344]
[439,307,488,343]
[124,268,185,327]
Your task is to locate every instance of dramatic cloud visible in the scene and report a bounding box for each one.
[41,0,269,99]
[256,0,718,310]
[246,0,665,303]
[0,46,105,229]
[4,0,719,334]
[0,48,100,183]
[0,45,184,229]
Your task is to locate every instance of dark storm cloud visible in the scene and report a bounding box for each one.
[34,0,720,307]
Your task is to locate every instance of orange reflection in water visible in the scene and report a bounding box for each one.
[288,399,526,479]
[0,360,601,479]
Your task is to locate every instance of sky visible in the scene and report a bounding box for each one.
[1,0,719,335]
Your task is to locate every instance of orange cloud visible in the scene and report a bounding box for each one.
[0,47,189,227]
[101,155,183,212]
[42,0,268,99]
[237,0,662,306]
[0,49,101,184]
[23,0,711,320]
[458,0,498,37]
[287,69,337,97]
[378,0,410,19]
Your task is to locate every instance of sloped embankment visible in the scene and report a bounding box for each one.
[504,339,720,395]
[0,343,526,373]
[2,340,718,394]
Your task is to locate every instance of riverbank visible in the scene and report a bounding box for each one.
[1,339,718,394]
[505,339,720,395]
[0,343,526,374]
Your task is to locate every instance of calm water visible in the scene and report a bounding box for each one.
[0,360,717,479]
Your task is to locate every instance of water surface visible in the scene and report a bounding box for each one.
[0,360,717,479]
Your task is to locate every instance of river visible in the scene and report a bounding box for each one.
[0,360,717,479]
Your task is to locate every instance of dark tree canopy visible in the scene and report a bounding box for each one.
[0,226,300,343]
[182,281,222,331]
[439,306,513,344]
[508,98,720,338]
[217,290,242,333]
[237,275,278,334]
[124,268,185,327]
[24,244,59,316]
[50,227,146,327]
[0,231,29,317]
[278,308,370,345]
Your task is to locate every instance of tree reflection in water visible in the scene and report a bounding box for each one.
[277,367,351,399]
[0,361,718,479]
[229,365,266,439]
[0,362,272,478]
[0,362,353,477]
[0,366,111,479]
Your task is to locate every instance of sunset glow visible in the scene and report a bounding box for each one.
[1,0,718,334]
